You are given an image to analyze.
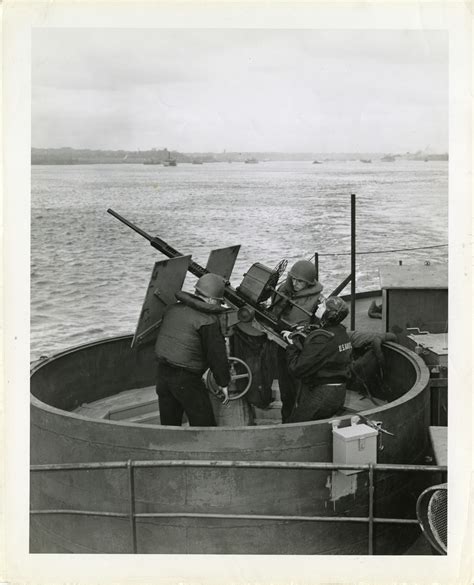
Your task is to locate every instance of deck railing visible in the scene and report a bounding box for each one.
[30,459,447,555]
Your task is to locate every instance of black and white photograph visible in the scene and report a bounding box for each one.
[3,1,472,584]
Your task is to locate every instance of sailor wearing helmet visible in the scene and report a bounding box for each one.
[282,296,352,423]
[271,260,324,325]
[270,260,324,423]
[154,273,231,426]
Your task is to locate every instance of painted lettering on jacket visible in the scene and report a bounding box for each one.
[338,342,352,352]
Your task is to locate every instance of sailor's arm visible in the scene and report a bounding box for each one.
[348,330,397,365]
[200,321,231,387]
[286,330,333,378]
[371,332,397,365]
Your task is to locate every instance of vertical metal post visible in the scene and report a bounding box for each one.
[350,194,356,329]
[314,253,319,282]
[368,463,374,555]
[127,460,137,553]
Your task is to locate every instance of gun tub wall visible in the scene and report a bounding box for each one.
[30,335,431,554]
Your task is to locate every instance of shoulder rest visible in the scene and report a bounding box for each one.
[307,328,335,340]
[175,290,226,314]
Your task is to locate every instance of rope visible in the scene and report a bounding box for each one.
[310,243,448,258]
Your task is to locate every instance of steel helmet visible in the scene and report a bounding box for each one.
[322,296,349,325]
[289,260,317,285]
[195,273,225,300]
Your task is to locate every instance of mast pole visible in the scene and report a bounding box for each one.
[350,193,356,329]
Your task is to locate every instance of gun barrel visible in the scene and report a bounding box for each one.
[107,209,290,333]
[107,208,154,242]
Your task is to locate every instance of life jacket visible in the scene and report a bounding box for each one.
[271,276,323,325]
[154,291,225,373]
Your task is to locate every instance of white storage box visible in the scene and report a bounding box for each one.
[333,423,378,475]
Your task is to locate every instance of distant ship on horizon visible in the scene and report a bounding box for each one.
[163,149,177,167]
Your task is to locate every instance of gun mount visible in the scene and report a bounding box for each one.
[107,209,296,338]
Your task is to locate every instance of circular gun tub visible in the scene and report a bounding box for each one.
[31,335,431,554]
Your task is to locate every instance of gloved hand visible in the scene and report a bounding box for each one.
[220,386,230,405]
[292,333,305,351]
[281,330,293,345]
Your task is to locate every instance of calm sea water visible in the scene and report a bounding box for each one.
[31,160,448,360]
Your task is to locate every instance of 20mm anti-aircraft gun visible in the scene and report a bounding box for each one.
[107,208,317,404]
[107,208,317,342]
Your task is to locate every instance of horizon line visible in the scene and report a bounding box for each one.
[31,147,449,155]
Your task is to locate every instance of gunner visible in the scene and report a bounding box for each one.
[347,330,398,399]
[270,260,324,423]
[154,273,231,426]
[283,296,352,423]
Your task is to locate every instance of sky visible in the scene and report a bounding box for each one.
[32,28,448,153]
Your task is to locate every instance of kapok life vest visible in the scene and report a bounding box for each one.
[155,292,224,373]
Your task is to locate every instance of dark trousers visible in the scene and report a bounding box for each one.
[156,362,216,427]
[290,383,346,423]
[277,346,299,423]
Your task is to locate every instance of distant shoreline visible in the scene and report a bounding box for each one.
[31,148,448,166]
[31,158,449,166]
